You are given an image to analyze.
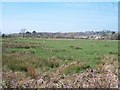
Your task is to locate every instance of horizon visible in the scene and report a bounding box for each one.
[2,2,118,34]
[2,30,118,35]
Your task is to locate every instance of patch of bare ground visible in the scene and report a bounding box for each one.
[2,56,118,88]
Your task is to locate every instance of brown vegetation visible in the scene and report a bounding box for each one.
[2,56,118,88]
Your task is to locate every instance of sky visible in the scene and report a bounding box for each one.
[1,2,118,34]
[1,0,120,2]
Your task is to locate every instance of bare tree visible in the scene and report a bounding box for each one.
[20,29,26,38]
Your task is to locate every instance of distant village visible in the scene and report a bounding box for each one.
[2,30,120,40]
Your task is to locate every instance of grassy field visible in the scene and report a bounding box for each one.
[2,37,118,75]
[2,37,119,88]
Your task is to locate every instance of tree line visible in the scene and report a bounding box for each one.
[1,29,120,40]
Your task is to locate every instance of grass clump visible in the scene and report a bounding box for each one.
[27,67,36,79]
[39,57,61,70]
[56,61,91,75]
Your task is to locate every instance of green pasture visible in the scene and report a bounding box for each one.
[2,38,118,75]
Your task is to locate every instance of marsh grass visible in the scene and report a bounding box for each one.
[55,61,91,75]
[2,38,119,88]
[2,38,118,75]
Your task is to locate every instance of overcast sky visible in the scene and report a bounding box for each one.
[1,2,118,34]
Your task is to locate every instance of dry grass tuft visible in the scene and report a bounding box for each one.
[27,67,36,79]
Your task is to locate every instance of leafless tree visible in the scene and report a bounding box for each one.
[20,28,26,38]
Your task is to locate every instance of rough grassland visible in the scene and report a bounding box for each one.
[2,38,119,88]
